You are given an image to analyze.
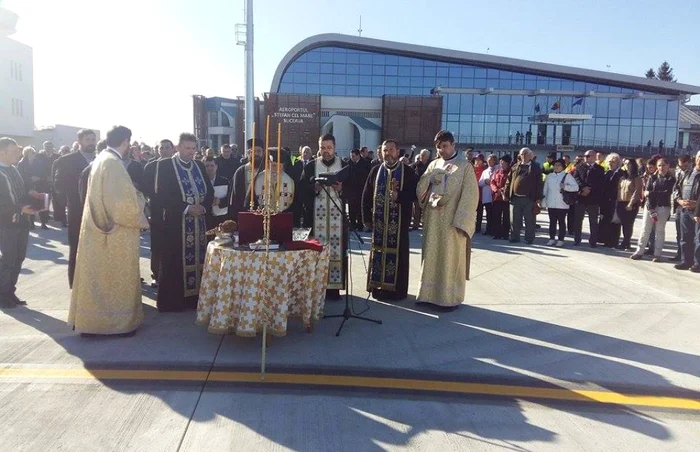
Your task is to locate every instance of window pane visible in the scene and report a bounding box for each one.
[360,54,373,64]
[332,85,346,96]
[498,95,510,114]
[398,66,411,77]
[321,63,333,73]
[320,74,333,84]
[359,75,371,86]
[424,66,437,77]
[372,75,385,86]
[333,74,346,84]
[346,52,359,64]
[306,73,319,84]
[437,67,449,77]
[370,65,384,75]
[460,94,473,113]
[346,74,359,85]
[632,99,644,118]
[372,54,385,65]
[398,76,410,87]
[655,100,668,119]
[372,87,384,96]
[486,96,498,114]
[346,64,359,75]
[608,98,621,117]
[385,76,397,86]
[473,95,485,114]
[385,66,398,76]
[346,86,359,96]
[644,99,656,118]
[510,96,523,115]
[385,55,398,65]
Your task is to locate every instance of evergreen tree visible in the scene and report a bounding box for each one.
[656,61,676,82]
[645,68,656,79]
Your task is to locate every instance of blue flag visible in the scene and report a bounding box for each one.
[534,103,541,113]
[572,97,583,107]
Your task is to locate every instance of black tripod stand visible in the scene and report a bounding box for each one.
[319,184,382,336]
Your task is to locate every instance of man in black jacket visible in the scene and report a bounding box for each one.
[215,144,240,181]
[53,129,97,287]
[600,153,624,247]
[346,149,370,231]
[573,150,605,247]
[410,149,431,229]
[675,151,700,272]
[0,137,40,308]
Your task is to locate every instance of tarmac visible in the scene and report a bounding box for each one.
[1,213,699,451]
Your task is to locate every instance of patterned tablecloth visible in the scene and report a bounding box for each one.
[196,243,330,336]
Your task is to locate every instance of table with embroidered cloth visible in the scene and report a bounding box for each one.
[196,242,330,336]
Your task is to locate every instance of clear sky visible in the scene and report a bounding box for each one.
[5,0,700,144]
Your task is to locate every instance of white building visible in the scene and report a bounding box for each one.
[33,124,101,149]
[0,7,34,144]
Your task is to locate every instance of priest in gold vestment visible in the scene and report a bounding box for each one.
[416,130,478,310]
[68,126,149,336]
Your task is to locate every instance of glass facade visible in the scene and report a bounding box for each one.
[279,46,680,148]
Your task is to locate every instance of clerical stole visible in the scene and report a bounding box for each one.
[368,164,404,291]
[313,158,344,289]
[171,158,208,297]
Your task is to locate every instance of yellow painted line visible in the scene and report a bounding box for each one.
[0,368,208,381]
[1,368,699,411]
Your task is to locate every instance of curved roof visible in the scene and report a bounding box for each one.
[271,34,700,96]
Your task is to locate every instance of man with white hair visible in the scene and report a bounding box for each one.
[504,147,543,244]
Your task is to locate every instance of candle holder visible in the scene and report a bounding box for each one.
[250,116,284,380]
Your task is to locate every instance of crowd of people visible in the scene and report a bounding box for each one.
[470,148,700,270]
[1,126,699,332]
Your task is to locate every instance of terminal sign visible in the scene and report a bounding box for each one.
[273,107,314,124]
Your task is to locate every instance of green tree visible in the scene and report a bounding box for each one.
[657,61,676,82]
[645,68,656,79]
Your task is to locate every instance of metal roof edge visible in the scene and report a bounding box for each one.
[271,33,700,96]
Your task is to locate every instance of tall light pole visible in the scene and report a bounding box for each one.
[236,0,255,142]
[245,0,254,142]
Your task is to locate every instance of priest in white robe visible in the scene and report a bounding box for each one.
[416,130,478,310]
[68,126,149,336]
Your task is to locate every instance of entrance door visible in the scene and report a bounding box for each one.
[562,124,572,146]
[537,124,547,145]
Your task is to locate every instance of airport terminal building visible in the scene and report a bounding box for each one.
[195,34,700,156]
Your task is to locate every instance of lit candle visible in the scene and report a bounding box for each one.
[277,122,282,208]
[250,123,256,208]
[265,115,271,203]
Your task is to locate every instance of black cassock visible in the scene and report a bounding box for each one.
[362,162,418,301]
[143,158,166,281]
[155,157,213,312]
[53,151,93,287]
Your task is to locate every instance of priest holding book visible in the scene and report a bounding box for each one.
[301,134,348,300]
[415,130,478,310]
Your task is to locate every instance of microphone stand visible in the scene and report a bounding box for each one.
[318,182,382,336]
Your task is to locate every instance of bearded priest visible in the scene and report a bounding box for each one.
[362,139,418,301]
[415,130,478,310]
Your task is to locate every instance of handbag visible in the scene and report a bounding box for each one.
[560,173,578,206]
